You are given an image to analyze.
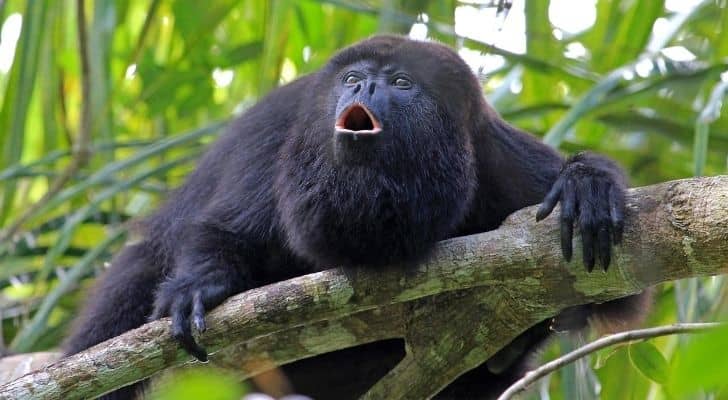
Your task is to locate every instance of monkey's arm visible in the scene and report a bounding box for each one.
[151,221,268,361]
[470,118,627,271]
[468,117,634,379]
[149,78,311,361]
[149,147,285,362]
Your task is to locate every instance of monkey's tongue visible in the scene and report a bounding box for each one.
[335,104,382,134]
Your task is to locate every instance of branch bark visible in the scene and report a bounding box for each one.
[0,176,726,399]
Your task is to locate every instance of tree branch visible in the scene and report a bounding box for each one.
[0,176,726,399]
[497,322,722,400]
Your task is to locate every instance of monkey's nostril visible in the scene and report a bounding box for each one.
[368,82,375,95]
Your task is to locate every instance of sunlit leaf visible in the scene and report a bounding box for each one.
[149,368,247,400]
[669,325,728,395]
[628,341,669,384]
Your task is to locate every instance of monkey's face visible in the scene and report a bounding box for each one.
[327,57,466,167]
[330,61,414,163]
[277,37,480,267]
[333,63,390,136]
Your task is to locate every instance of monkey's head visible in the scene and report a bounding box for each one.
[277,36,485,268]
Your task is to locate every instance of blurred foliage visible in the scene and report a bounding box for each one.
[148,367,249,400]
[0,0,726,398]
[668,324,728,397]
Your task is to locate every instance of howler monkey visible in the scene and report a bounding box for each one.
[65,36,648,399]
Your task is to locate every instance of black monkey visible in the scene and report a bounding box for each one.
[65,36,648,399]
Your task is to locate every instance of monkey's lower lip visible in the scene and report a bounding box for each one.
[335,103,382,135]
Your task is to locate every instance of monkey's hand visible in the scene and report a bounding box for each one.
[151,266,238,362]
[535,152,627,272]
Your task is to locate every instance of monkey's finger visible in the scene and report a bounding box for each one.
[559,178,576,262]
[192,291,206,333]
[192,281,232,334]
[171,298,208,362]
[536,175,565,221]
[608,185,625,244]
[578,184,597,272]
[582,225,596,272]
[597,226,611,271]
[597,184,612,270]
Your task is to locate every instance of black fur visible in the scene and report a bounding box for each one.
[65,36,647,399]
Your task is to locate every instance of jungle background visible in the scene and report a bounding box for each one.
[0,0,726,399]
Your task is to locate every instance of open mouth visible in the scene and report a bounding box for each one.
[335,103,382,135]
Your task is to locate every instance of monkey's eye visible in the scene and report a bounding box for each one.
[344,74,362,85]
[393,77,412,89]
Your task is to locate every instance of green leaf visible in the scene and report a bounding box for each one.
[149,368,247,400]
[171,0,241,45]
[597,0,665,69]
[89,0,117,155]
[10,122,222,224]
[259,0,293,94]
[694,79,728,176]
[0,1,52,224]
[11,229,127,352]
[669,325,728,395]
[213,40,264,68]
[39,153,200,280]
[543,64,628,147]
[594,345,623,370]
[628,341,669,384]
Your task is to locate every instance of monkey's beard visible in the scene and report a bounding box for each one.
[275,115,476,269]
